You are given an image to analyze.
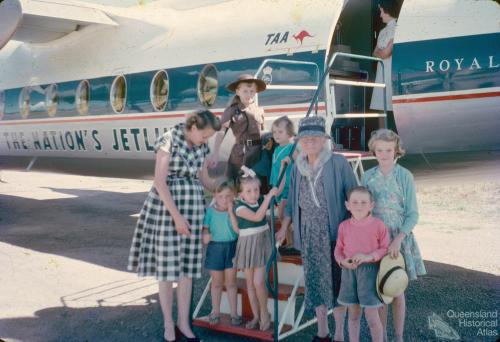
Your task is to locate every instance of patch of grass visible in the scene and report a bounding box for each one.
[417,182,500,220]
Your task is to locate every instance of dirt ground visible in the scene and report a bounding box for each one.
[0,152,499,342]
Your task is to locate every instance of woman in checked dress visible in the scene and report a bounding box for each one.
[128,110,220,342]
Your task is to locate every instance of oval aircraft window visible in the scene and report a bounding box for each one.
[111,75,127,113]
[198,64,218,107]
[19,87,31,118]
[150,70,169,111]
[46,84,58,117]
[0,90,4,119]
[76,80,90,115]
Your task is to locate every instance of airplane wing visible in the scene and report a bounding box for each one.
[0,0,118,49]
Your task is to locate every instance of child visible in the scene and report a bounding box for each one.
[208,74,267,182]
[202,181,242,326]
[233,167,278,331]
[269,116,296,248]
[334,186,390,342]
[362,129,427,342]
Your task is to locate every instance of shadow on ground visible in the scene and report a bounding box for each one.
[0,188,144,271]
[0,260,498,342]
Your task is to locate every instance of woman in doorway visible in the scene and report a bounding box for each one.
[370,0,399,129]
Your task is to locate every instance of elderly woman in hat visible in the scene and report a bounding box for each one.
[208,74,267,181]
[277,116,357,342]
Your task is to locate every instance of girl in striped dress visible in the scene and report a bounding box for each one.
[233,167,278,331]
[128,110,220,342]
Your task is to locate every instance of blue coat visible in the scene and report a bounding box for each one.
[285,153,358,251]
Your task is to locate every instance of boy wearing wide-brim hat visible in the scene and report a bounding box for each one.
[208,74,267,182]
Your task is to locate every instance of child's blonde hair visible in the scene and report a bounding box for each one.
[272,116,295,137]
[368,129,405,157]
[238,174,260,193]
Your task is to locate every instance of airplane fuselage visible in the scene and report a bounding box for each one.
[0,0,499,162]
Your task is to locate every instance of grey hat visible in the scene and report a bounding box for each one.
[296,116,330,139]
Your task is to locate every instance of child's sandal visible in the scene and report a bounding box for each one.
[230,315,242,326]
[259,313,271,331]
[208,313,220,325]
[245,319,259,330]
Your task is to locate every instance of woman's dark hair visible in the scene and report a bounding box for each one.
[378,0,400,18]
[186,109,222,131]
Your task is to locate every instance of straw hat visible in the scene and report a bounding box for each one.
[227,74,267,93]
[376,254,409,304]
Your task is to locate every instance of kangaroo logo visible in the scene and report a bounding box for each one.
[293,30,314,45]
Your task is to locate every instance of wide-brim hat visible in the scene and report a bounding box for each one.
[227,74,267,93]
[376,254,409,304]
[296,115,330,140]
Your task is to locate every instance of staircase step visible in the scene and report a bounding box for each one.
[279,254,302,265]
[235,278,304,301]
[193,313,292,341]
[337,150,374,159]
[333,112,387,118]
[330,78,385,88]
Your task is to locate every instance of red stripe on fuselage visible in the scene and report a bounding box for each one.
[392,91,500,104]
[0,105,326,126]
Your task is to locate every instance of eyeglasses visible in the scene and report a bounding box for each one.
[299,137,324,144]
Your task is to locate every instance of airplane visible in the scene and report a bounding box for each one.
[0,1,498,340]
[0,0,498,168]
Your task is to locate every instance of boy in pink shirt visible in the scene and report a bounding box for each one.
[334,186,389,342]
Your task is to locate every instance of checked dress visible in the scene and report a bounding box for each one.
[127,123,209,281]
